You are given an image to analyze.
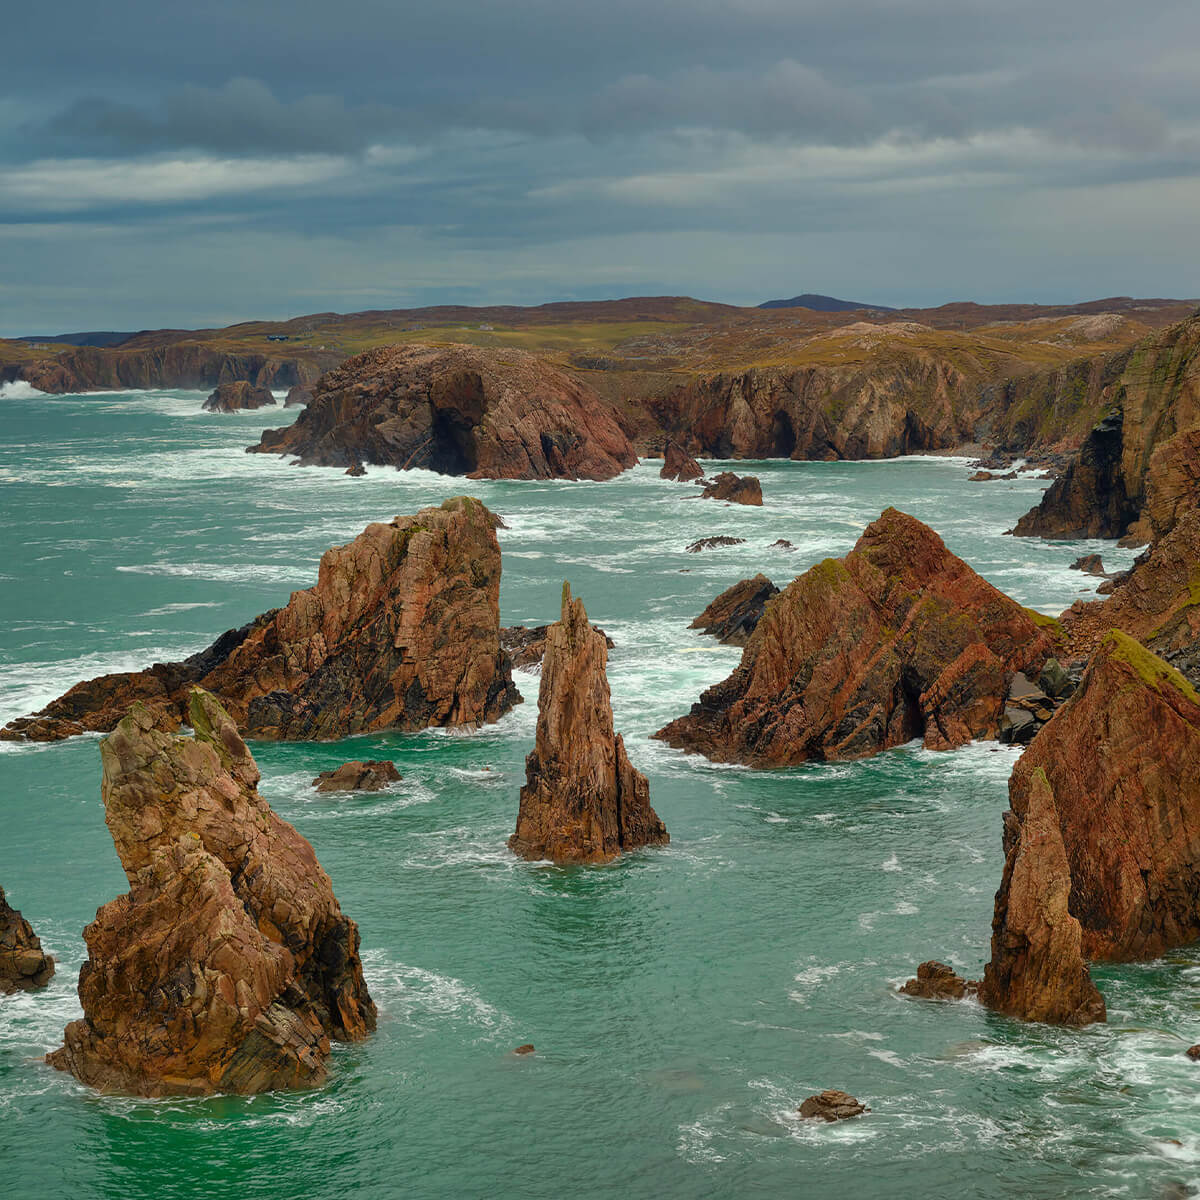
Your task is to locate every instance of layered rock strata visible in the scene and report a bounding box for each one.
[690,575,779,646]
[656,509,1051,765]
[48,692,376,1095]
[0,887,55,993]
[250,343,637,481]
[203,381,276,412]
[509,585,668,864]
[2,497,520,742]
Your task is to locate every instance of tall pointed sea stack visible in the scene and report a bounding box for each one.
[510,585,668,864]
[48,690,376,1096]
[0,887,55,993]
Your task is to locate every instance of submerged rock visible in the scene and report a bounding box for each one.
[203,381,277,412]
[312,761,401,793]
[0,887,55,994]
[48,691,376,1096]
[798,1090,869,1121]
[509,585,668,864]
[656,508,1051,766]
[249,343,636,481]
[690,574,779,646]
[685,536,746,553]
[2,497,521,742]
[700,471,763,506]
[660,440,704,482]
[899,961,973,1001]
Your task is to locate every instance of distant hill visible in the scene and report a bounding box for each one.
[759,294,897,313]
[16,331,137,348]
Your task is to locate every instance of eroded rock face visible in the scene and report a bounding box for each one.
[47,692,376,1096]
[203,381,277,412]
[685,536,746,553]
[978,768,1106,1026]
[656,508,1051,766]
[690,574,779,646]
[1013,315,1200,541]
[0,887,55,994]
[2,497,521,742]
[509,585,668,864]
[284,385,312,407]
[312,761,401,793]
[1005,632,1200,963]
[249,343,637,481]
[660,440,704,482]
[700,472,763,506]
[1057,508,1200,685]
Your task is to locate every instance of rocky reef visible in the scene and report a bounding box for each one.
[249,343,637,481]
[500,623,613,672]
[509,585,668,864]
[312,761,402,793]
[1013,315,1200,542]
[690,574,779,646]
[2,497,520,742]
[203,381,276,412]
[656,508,1051,765]
[899,961,973,1001]
[48,691,375,1095]
[700,471,763,506]
[0,887,55,994]
[798,1090,869,1121]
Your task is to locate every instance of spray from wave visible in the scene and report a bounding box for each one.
[0,381,48,400]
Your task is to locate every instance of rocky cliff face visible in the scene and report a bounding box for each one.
[249,343,637,481]
[690,575,779,646]
[509,585,668,864]
[978,768,1107,1026]
[1013,316,1200,542]
[48,692,375,1096]
[655,508,1051,766]
[17,344,332,393]
[203,381,277,412]
[1057,507,1200,682]
[0,887,55,993]
[1003,631,1200,963]
[2,497,520,742]
[643,353,974,461]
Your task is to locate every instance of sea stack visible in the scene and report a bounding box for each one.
[203,381,277,412]
[0,887,55,994]
[48,690,376,1096]
[656,508,1051,766]
[509,584,669,864]
[660,440,704,482]
[3,497,521,742]
[979,630,1200,1024]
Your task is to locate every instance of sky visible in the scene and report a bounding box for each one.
[3,0,1200,334]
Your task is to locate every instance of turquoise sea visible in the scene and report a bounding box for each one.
[1,384,1195,1200]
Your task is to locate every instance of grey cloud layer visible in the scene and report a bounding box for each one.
[3,0,1199,331]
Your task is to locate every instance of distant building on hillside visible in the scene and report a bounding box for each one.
[266,334,289,342]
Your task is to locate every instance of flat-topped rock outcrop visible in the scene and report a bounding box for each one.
[700,471,763,506]
[0,887,55,994]
[312,761,402,793]
[509,585,668,864]
[249,343,637,481]
[48,691,375,1095]
[656,508,1051,765]
[2,497,520,742]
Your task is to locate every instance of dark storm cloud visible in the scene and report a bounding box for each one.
[2,0,1200,332]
